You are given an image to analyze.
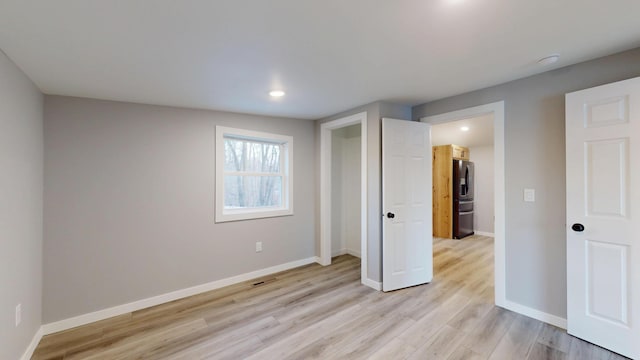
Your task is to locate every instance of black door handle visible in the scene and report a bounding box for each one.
[571,223,585,232]
[387,212,395,219]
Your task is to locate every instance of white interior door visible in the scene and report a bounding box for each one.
[382,118,432,292]
[566,76,640,359]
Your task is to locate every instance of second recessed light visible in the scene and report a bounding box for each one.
[461,126,470,131]
[538,54,560,66]
[269,90,285,97]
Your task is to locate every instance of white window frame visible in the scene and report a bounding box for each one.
[215,126,293,222]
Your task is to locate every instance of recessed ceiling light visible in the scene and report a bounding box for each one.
[460,126,470,131]
[538,54,560,66]
[269,90,285,97]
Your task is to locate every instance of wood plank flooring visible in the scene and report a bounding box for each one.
[32,235,629,359]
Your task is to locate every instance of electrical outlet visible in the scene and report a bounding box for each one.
[256,241,263,253]
[524,188,535,202]
[15,303,21,327]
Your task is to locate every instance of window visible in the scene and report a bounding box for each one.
[215,126,293,222]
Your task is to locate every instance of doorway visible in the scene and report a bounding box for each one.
[421,101,506,306]
[431,113,495,238]
[331,124,362,258]
[319,112,369,287]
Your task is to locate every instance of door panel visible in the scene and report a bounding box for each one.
[566,76,640,359]
[392,223,406,274]
[382,118,432,292]
[586,139,628,217]
[585,96,628,127]
[586,240,629,326]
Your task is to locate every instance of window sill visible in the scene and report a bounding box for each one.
[215,208,294,223]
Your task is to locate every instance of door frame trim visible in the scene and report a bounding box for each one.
[420,101,506,307]
[319,112,370,288]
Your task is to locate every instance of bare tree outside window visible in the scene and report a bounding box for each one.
[216,126,292,222]
[223,137,283,208]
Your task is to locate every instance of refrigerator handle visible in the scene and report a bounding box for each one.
[465,166,470,195]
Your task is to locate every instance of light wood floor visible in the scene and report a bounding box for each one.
[33,235,628,359]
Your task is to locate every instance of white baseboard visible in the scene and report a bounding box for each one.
[332,248,361,258]
[41,256,318,335]
[332,248,347,257]
[346,249,361,258]
[20,326,43,360]
[499,299,567,329]
[475,231,495,237]
[362,277,382,291]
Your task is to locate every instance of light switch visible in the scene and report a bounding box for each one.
[524,188,535,202]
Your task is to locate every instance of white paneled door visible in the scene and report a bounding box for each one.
[382,118,432,292]
[566,77,640,359]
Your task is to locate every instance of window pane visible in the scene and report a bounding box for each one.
[224,176,283,208]
[224,138,281,173]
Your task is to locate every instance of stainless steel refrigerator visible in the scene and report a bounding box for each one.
[453,160,474,239]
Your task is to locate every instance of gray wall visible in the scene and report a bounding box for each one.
[413,47,640,318]
[43,96,316,322]
[469,145,494,234]
[316,101,411,282]
[0,50,43,360]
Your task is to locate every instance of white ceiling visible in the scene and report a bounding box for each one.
[431,114,494,148]
[1,1,639,120]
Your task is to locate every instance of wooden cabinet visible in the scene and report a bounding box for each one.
[451,144,469,160]
[432,144,470,238]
